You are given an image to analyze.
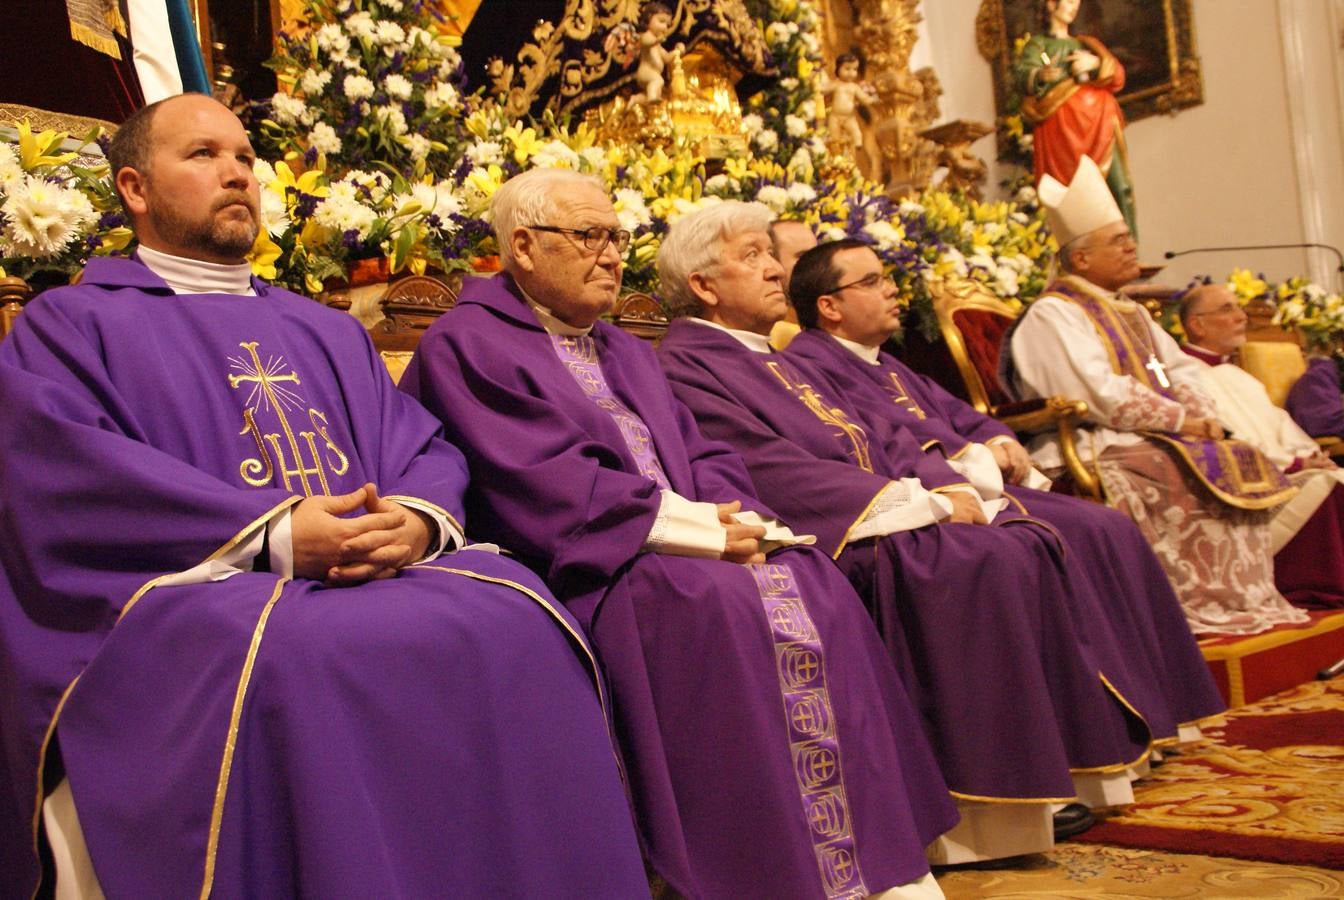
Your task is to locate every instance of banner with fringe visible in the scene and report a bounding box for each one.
[67,0,128,59]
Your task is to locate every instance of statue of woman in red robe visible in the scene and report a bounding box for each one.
[1014,0,1137,237]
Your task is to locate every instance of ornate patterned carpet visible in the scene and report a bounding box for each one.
[936,678,1344,897]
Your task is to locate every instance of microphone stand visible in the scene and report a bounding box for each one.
[1164,243,1344,293]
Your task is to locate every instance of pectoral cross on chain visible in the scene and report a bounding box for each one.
[1145,355,1171,389]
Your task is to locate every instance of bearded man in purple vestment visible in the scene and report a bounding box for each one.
[781,237,1223,752]
[655,201,1225,863]
[0,94,649,899]
[400,167,958,900]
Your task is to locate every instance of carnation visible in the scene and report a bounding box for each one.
[784,115,807,138]
[375,21,407,47]
[344,13,376,42]
[863,220,905,250]
[1,176,97,258]
[405,133,432,162]
[300,68,332,96]
[423,82,460,112]
[313,189,377,240]
[741,113,764,134]
[530,140,581,169]
[754,185,790,213]
[753,130,779,152]
[383,74,414,101]
[343,75,376,100]
[786,183,817,204]
[466,141,504,166]
[270,91,307,125]
[308,122,343,156]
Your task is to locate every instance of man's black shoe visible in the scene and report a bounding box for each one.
[1053,802,1096,841]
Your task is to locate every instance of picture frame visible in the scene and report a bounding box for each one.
[975,0,1203,127]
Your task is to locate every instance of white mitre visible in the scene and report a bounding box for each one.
[1038,155,1123,246]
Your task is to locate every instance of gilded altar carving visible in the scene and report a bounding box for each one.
[818,0,945,198]
[488,0,771,121]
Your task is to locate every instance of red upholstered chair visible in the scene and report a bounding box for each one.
[932,282,1103,501]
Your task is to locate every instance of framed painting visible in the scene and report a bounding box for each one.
[976,0,1202,126]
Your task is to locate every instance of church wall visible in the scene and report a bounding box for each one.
[921,0,1344,290]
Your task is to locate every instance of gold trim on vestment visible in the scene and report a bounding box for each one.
[382,494,465,544]
[199,578,290,900]
[920,439,942,453]
[945,443,971,461]
[1003,493,1029,516]
[120,497,302,620]
[930,482,975,495]
[1066,672,1154,774]
[1140,432,1298,511]
[831,482,900,560]
[948,790,1078,804]
[29,677,81,896]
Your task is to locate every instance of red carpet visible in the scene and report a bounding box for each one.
[1070,679,1344,868]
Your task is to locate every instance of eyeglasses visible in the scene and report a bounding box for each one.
[528,225,632,254]
[827,271,895,294]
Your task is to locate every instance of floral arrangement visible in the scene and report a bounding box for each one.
[0,0,1060,333]
[249,0,472,180]
[0,121,131,285]
[1173,268,1344,352]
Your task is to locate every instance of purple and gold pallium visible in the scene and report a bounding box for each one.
[1049,277,1297,510]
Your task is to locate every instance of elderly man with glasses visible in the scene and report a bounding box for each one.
[401,167,961,900]
[654,200,1225,865]
[1005,157,1303,636]
[1177,283,1344,608]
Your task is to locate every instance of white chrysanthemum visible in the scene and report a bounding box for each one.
[383,73,414,101]
[801,32,821,54]
[0,144,24,193]
[994,266,1020,297]
[786,183,816,206]
[343,75,376,100]
[252,159,278,187]
[820,225,847,243]
[313,189,377,240]
[374,106,409,137]
[423,82,460,111]
[375,21,406,46]
[806,135,826,156]
[270,91,307,125]
[405,134,432,162]
[740,113,764,134]
[578,146,606,172]
[1013,184,1038,205]
[966,250,997,274]
[530,140,581,169]
[784,115,807,138]
[315,23,347,52]
[786,148,813,179]
[798,100,816,121]
[753,129,779,152]
[259,187,290,238]
[376,0,404,11]
[754,185,790,213]
[466,141,504,166]
[300,68,332,96]
[703,174,734,194]
[308,122,343,156]
[765,22,791,47]
[897,200,924,217]
[405,25,435,51]
[613,188,652,231]
[863,220,904,251]
[345,12,376,41]
[1,176,97,258]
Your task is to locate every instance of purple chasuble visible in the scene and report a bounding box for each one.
[1286,356,1344,440]
[787,328,1224,739]
[658,317,1190,801]
[401,272,957,900]
[0,258,647,899]
[1047,280,1296,509]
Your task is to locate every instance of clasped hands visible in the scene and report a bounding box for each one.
[292,483,432,586]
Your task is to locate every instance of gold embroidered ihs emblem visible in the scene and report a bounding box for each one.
[228,341,349,496]
[766,361,874,472]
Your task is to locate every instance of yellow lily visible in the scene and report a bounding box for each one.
[16,119,77,171]
[247,229,283,280]
[504,125,544,165]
